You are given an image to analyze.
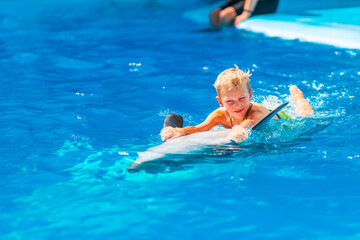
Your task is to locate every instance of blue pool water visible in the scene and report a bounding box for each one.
[1,0,360,239]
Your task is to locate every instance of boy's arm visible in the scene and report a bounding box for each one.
[161,109,223,141]
[182,109,222,134]
[239,119,256,129]
[228,111,263,143]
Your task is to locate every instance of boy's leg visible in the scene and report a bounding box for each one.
[163,114,183,128]
[290,86,314,117]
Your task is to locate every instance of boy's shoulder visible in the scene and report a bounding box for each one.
[250,102,270,119]
[213,107,228,116]
[209,107,228,121]
[252,102,268,111]
[210,107,231,126]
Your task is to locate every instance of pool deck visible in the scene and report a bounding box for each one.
[236,7,360,50]
[185,1,360,50]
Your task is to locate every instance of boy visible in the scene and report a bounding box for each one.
[160,66,314,143]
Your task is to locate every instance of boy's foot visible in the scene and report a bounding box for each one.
[289,85,314,117]
[163,114,183,128]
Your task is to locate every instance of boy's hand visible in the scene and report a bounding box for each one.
[228,125,248,143]
[160,127,185,141]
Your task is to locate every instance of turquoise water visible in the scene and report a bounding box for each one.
[1,0,360,239]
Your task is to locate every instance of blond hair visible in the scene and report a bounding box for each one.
[214,66,252,97]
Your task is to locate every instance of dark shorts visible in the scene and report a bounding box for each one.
[220,0,279,16]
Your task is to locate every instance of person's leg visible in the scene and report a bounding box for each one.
[210,8,222,26]
[290,86,314,117]
[219,7,238,26]
[163,114,183,128]
[210,0,242,26]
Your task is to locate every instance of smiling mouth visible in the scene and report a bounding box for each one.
[234,109,243,114]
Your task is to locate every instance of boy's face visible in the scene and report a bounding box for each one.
[216,86,253,118]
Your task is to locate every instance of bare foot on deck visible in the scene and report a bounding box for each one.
[290,85,314,117]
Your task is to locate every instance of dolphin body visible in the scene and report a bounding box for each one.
[127,102,289,172]
[127,129,232,171]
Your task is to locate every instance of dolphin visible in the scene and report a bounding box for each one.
[127,102,289,172]
[127,129,232,172]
